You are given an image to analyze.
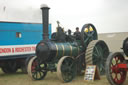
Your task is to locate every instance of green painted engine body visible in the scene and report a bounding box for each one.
[54,42,81,59]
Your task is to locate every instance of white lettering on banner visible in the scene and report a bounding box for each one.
[0,45,36,56]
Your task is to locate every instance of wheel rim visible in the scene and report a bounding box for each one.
[57,56,77,82]
[27,56,47,80]
[106,53,127,85]
[85,40,109,75]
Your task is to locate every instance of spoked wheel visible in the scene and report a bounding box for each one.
[57,56,77,82]
[27,56,47,80]
[105,52,127,85]
[2,60,18,73]
[81,23,98,47]
[85,40,109,75]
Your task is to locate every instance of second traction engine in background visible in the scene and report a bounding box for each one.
[27,4,109,82]
[105,37,128,85]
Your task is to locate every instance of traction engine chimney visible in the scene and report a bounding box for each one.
[40,4,50,40]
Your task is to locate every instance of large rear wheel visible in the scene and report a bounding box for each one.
[85,40,109,75]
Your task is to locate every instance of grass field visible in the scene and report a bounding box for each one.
[0,69,128,85]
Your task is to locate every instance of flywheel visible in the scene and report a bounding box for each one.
[81,23,98,48]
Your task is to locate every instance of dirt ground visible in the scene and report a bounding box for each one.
[0,69,128,85]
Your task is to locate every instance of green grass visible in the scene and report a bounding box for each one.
[0,69,128,85]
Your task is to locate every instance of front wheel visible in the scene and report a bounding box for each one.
[27,56,47,80]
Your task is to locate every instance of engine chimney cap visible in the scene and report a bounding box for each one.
[40,4,49,8]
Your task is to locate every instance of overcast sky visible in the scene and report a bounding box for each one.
[0,0,128,33]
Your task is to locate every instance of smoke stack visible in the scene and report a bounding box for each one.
[40,4,50,40]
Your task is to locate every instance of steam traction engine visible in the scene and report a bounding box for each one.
[27,4,109,82]
[105,37,128,85]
